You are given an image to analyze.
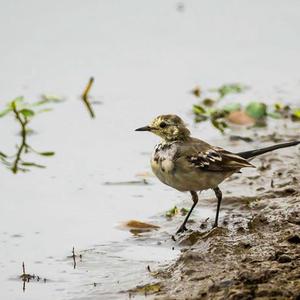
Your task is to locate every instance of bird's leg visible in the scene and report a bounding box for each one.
[176,191,198,234]
[213,186,222,228]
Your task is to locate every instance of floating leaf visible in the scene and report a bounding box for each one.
[21,162,46,168]
[38,151,55,156]
[19,109,35,118]
[274,102,290,112]
[191,86,201,97]
[123,220,159,229]
[166,206,179,218]
[245,102,267,119]
[268,112,282,119]
[212,83,248,98]
[274,102,283,111]
[192,104,206,115]
[194,115,208,123]
[292,109,300,121]
[202,98,215,107]
[212,119,227,133]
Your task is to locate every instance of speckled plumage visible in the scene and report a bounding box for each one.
[150,137,253,192]
[136,114,300,233]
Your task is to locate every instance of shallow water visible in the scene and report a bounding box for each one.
[1,0,300,299]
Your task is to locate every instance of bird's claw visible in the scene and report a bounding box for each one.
[176,225,188,234]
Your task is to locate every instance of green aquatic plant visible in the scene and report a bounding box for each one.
[0,96,57,173]
[210,83,249,99]
[191,83,300,133]
[193,104,229,133]
[165,206,189,218]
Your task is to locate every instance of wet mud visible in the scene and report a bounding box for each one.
[142,130,300,300]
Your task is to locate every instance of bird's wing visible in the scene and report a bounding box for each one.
[176,139,254,172]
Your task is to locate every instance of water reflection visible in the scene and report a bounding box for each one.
[20,262,47,293]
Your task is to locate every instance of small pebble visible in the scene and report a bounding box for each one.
[278,254,292,263]
[287,235,300,244]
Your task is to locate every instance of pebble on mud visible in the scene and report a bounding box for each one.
[287,235,300,244]
[277,254,292,263]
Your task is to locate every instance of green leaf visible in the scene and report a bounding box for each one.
[194,115,208,123]
[19,109,35,117]
[223,103,241,112]
[191,87,201,97]
[202,98,215,107]
[0,108,12,117]
[274,102,283,111]
[165,206,179,218]
[0,151,7,158]
[245,102,267,119]
[9,97,24,109]
[211,83,248,98]
[193,104,206,115]
[268,112,282,119]
[12,96,24,104]
[21,162,46,168]
[211,119,227,134]
[38,151,55,156]
[292,109,300,121]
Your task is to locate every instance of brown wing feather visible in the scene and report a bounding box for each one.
[181,139,254,172]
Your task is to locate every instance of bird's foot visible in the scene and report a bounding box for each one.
[176,224,188,235]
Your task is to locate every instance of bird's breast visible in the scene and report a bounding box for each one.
[150,142,178,186]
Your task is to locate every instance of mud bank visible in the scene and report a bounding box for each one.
[152,131,300,300]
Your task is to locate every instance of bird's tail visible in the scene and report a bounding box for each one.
[236,140,300,159]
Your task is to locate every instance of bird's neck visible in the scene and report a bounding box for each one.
[163,135,191,143]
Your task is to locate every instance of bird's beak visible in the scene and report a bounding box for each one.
[135,125,152,132]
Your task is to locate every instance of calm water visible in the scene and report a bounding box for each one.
[1,1,300,299]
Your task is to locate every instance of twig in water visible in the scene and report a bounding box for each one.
[12,103,29,173]
[72,247,77,269]
[21,262,30,292]
[81,77,95,118]
[22,261,26,276]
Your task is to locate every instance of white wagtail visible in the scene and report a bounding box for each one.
[135,114,300,234]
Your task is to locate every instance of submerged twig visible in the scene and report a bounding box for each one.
[20,262,32,292]
[72,247,77,269]
[81,77,95,118]
[12,102,28,173]
[19,261,47,292]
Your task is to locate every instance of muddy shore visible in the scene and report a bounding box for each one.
[142,128,300,300]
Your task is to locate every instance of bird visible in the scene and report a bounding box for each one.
[135,114,300,234]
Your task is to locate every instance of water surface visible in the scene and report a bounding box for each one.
[1,1,300,299]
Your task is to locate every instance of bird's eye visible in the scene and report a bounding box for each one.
[159,122,167,128]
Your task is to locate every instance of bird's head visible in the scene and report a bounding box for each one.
[135,114,190,141]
